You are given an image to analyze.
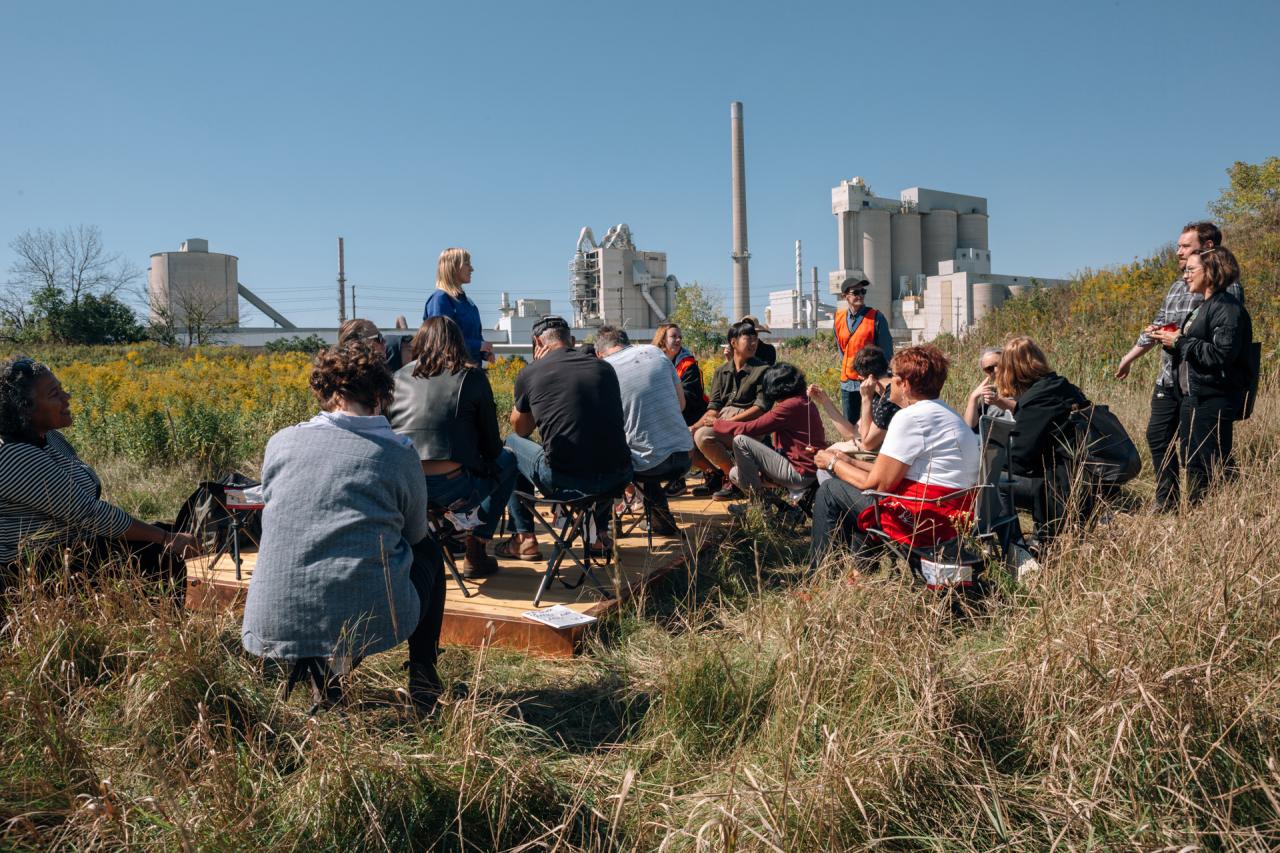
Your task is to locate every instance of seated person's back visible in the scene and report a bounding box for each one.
[515,345,631,477]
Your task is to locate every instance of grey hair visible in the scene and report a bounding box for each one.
[0,357,53,438]
[979,347,1002,360]
[595,325,630,352]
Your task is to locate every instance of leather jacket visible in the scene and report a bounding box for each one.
[1168,290,1252,403]
[388,366,502,476]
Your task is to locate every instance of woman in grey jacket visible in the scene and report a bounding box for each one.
[1150,247,1252,504]
[241,341,445,709]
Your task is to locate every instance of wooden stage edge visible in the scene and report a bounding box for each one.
[186,495,733,657]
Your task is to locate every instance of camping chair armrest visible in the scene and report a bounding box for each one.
[860,484,987,505]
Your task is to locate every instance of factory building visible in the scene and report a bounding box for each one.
[148,238,239,327]
[828,178,1066,344]
[567,224,678,329]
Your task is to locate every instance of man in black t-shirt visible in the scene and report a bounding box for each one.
[497,316,633,559]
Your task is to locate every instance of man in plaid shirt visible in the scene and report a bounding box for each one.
[1115,222,1245,509]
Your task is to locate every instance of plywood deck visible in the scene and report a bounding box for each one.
[186,495,732,656]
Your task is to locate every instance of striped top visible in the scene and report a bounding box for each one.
[0,431,134,564]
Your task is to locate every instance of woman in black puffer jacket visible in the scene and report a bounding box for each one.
[995,337,1090,545]
[1150,247,1252,504]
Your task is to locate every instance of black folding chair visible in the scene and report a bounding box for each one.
[975,415,1024,567]
[426,507,475,598]
[517,483,630,607]
[619,471,691,551]
[283,657,343,715]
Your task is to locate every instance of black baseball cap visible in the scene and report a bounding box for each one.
[841,277,871,295]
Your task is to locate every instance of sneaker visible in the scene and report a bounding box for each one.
[1009,544,1040,583]
[713,482,743,502]
[664,477,687,498]
[726,502,751,517]
[691,470,724,497]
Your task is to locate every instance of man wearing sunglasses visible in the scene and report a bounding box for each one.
[962,347,1015,430]
[834,276,893,423]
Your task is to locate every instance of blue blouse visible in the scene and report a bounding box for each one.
[424,289,485,362]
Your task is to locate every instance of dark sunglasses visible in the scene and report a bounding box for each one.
[982,364,997,374]
[847,288,868,297]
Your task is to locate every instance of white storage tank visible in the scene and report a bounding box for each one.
[1006,284,1031,299]
[148,238,239,327]
[958,212,990,251]
[860,208,892,318]
[921,209,958,277]
[890,211,922,302]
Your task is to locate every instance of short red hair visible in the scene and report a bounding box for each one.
[890,345,949,399]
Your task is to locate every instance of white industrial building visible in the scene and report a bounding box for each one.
[828,178,1066,344]
[567,224,678,329]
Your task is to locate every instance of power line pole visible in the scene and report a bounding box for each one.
[351,284,357,320]
[337,237,347,326]
[811,266,819,330]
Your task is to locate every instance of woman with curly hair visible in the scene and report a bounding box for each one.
[0,356,197,586]
[241,340,446,710]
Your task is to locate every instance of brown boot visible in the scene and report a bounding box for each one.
[463,536,500,579]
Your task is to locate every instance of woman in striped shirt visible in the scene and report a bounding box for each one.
[0,357,197,586]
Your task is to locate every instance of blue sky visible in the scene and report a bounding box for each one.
[2,0,1277,330]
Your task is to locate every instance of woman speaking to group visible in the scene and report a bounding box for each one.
[424,248,494,365]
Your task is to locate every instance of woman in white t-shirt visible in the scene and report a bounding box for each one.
[809,345,980,570]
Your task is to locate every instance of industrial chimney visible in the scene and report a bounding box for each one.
[730,101,751,320]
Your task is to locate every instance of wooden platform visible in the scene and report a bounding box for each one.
[186,495,732,656]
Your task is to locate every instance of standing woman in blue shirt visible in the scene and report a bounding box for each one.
[424,248,493,364]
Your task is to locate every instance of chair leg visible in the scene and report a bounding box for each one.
[440,547,473,598]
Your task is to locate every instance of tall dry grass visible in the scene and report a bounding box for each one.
[3,373,1278,849]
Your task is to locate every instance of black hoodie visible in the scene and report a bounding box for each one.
[1010,372,1089,478]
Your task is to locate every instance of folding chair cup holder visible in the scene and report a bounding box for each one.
[515,486,629,608]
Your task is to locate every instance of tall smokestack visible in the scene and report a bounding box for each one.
[730,101,751,320]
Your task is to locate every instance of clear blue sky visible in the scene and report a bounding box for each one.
[2,0,1277,330]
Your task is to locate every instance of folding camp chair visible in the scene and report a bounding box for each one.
[282,657,343,715]
[860,484,988,591]
[426,507,475,598]
[517,482,630,607]
[975,415,1024,567]
[618,470,692,550]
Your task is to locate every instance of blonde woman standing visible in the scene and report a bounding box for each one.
[423,248,493,364]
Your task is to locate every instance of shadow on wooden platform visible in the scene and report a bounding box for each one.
[186,495,732,657]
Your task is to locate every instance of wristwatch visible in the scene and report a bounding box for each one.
[826,457,837,472]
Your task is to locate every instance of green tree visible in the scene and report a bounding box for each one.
[668,280,728,351]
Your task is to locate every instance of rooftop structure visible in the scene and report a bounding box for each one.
[567,224,678,329]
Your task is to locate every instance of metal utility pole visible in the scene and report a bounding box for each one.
[793,240,802,329]
[351,285,357,320]
[337,237,347,325]
[729,101,751,320]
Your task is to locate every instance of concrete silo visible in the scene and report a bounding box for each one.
[859,208,892,317]
[958,212,989,251]
[921,209,958,277]
[148,238,238,326]
[971,282,1006,320]
[890,210,922,300]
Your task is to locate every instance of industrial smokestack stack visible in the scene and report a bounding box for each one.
[730,101,751,320]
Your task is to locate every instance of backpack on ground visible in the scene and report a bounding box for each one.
[175,473,263,553]
[1237,340,1262,421]
[1061,403,1141,486]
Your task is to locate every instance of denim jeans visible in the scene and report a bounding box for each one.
[423,449,518,541]
[504,434,633,534]
[840,387,865,425]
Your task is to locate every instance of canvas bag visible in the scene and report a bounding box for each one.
[174,472,263,552]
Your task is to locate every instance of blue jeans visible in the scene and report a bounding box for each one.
[840,387,865,425]
[504,434,633,534]
[423,449,518,541]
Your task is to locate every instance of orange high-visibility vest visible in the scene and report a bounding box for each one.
[835,307,880,383]
[673,353,709,404]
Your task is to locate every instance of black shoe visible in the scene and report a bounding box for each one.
[664,477,687,498]
[691,471,723,497]
[713,483,743,502]
[649,510,680,536]
[401,662,443,713]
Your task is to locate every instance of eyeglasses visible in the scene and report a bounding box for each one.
[982,364,997,375]
[847,288,867,297]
